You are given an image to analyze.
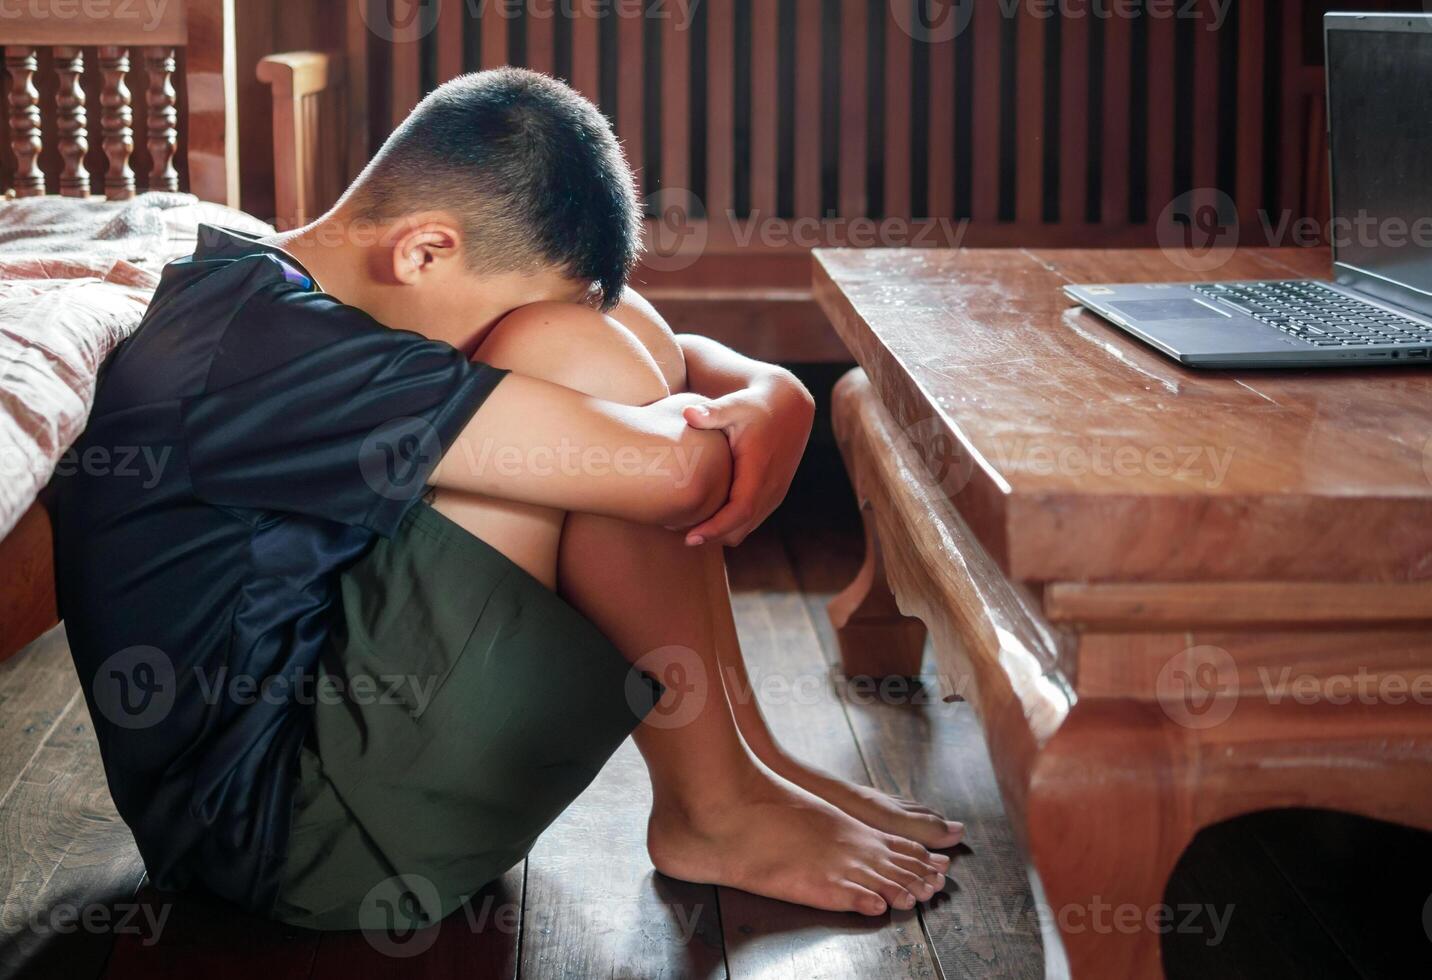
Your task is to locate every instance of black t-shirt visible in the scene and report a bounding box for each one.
[53,226,505,912]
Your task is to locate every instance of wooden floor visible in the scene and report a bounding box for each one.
[2,452,1429,980]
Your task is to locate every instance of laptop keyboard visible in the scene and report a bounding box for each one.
[1192,280,1432,347]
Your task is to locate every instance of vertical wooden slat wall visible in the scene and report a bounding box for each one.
[970,3,1002,224]
[344,0,1337,245]
[925,11,954,220]
[881,3,912,220]
[837,0,868,219]
[1192,0,1222,195]
[1235,1,1267,231]
[1059,10,1090,226]
[1101,7,1133,227]
[1147,11,1176,222]
[1013,5,1044,226]
[706,0,737,218]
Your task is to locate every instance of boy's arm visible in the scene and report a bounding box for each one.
[610,292,816,547]
[675,335,815,546]
[430,374,732,528]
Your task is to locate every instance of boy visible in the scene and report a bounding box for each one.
[55,69,960,931]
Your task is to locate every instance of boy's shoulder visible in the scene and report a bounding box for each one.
[101,227,379,408]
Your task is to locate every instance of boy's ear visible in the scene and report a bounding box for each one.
[388,219,463,285]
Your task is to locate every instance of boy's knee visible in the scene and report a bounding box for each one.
[476,302,671,406]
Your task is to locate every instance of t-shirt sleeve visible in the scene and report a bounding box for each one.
[182,287,506,536]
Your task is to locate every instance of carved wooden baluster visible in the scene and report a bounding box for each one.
[54,47,91,198]
[5,47,45,197]
[145,48,179,193]
[98,46,137,200]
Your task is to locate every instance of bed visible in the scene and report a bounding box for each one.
[0,0,343,660]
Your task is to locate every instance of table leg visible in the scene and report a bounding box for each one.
[1025,700,1195,980]
[827,500,928,678]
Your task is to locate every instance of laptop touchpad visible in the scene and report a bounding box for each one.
[1109,299,1230,320]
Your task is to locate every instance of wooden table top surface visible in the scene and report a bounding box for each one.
[813,247,1432,584]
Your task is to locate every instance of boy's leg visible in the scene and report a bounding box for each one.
[647,535,963,849]
[557,513,951,913]
[610,294,963,849]
[434,303,949,915]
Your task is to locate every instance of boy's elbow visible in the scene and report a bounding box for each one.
[664,428,732,527]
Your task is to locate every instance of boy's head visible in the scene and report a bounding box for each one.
[316,69,641,341]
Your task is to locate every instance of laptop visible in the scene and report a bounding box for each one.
[1065,12,1432,369]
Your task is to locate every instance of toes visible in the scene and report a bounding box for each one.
[900,802,941,817]
[887,836,954,874]
[885,810,964,849]
[854,868,919,911]
[910,815,965,847]
[835,882,889,917]
[919,815,964,847]
[887,836,938,864]
[881,861,939,902]
[891,853,947,888]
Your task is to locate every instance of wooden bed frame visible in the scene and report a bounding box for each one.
[0,0,342,661]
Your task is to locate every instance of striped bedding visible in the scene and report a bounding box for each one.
[0,194,274,538]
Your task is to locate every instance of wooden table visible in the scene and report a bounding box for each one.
[813,247,1432,979]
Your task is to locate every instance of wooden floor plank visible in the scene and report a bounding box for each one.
[0,625,82,809]
[0,690,144,980]
[771,497,1044,980]
[517,741,725,979]
[722,531,942,979]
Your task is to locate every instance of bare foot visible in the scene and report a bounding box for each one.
[648,774,951,916]
[766,755,964,850]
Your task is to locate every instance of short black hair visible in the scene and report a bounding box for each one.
[351,68,640,310]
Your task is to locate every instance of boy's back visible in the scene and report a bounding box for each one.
[54,226,503,909]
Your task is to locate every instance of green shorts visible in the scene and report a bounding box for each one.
[272,501,660,931]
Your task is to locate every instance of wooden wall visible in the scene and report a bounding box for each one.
[341,0,1423,248]
[4,0,1423,235]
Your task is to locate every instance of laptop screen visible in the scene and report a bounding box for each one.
[1326,23,1432,299]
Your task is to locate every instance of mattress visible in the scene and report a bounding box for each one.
[0,193,275,539]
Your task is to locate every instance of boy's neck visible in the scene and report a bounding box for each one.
[264,215,373,313]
